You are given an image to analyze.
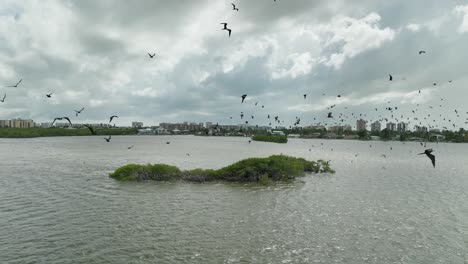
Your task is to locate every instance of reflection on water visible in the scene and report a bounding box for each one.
[0,136,467,263]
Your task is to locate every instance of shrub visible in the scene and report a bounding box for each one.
[251,135,288,143]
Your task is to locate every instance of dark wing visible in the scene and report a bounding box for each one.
[228,29,231,37]
[63,117,72,125]
[426,153,435,168]
[51,117,60,125]
[16,79,22,86]
[231,3,235,8]
[79,107,84,112]
[84,124,96,135]
[1,93,5,101]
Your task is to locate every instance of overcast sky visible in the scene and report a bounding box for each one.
[0,0,468,130]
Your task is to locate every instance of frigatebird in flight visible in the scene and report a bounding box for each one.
[148,53,156,58]
[52,117,72,126]
[104,135,111,142]
[7,78,22,88]
[109,115,119,123]
[74,107,85,116]
[419,149,435,168]
[220,23,232,37]
[241,94,247,103]
[231,3,239,11]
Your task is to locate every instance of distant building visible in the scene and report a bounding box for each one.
[272,130,285,136]
[397,122,407,132]
[370,121,381,132]
[328,125,352,132]
[0,120,9,128]
[356,119,367,132]
[41,122,53,128]
[304,125,326,130]
[132,122,143,128]
[205,122,213,128]
[6,119,36,128]
[414,125,428,133]
[386,122,396,131]
[430,128,441,133]
[160,122,204,131]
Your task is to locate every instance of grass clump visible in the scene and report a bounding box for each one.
[251,135,288,143]
[110,155,334,184]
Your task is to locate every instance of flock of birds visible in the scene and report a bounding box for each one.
[2,2,467,169]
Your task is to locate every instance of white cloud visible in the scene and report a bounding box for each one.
[406,23,421,32]
[454,5,468,33]
[321,13,396,69]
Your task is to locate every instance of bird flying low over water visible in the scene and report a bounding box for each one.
[231,3,239,11]
[419,149,435,168]
[241,94,247,103]
[104,135,111,142]
[109,115,119,123]
[0,93,5,102]
[7,78,22,88]
[220,23,232,37]
[74,107,85,116]
[52,117,72,126]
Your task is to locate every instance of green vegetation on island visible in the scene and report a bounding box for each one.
[109,155,334,184]
[0,127,138,138]
[251,134,288,143]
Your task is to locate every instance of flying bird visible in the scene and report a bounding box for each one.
[220,23,232,37]
[418,149,435,168]
[46,93,53,98]
[418,50,426,54]
[148,53,156,58]
[303,94,307,99]
[74,107,85,116]
[0,93,5,102]
[241,94,247,103]
[104,135,111,142]
[127,145,134,149]
[7,78,22,88]
[389,74,393,81]
[327,112,333,118]
[83,124,96,135]
[109,115,119,123]
[52,117,72,126]
[231,3,239,11]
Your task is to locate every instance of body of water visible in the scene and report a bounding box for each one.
[0,136,467,263]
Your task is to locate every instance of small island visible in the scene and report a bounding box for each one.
[251,135,288,143]
[109,155,334,184]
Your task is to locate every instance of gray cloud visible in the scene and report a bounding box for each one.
[0,0,467,131]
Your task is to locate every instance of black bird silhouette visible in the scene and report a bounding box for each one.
[83,124,96,135]
[74,107,85,116]
[303,94,307,99]
[148,53,156,58]
[127,145,134,149]
[109,115,119,123]
[7,78,22,88]
[389,74,393,81]
[220,23,232,37]
[46,93,53,98]
[419,50,426,54]
[52,117,72,126]
[241,94,247,103]
[104,135,111,142]
[0,93,5,102]
[418,149,435,168]
[327,112,333,118]
[166,142,170,144]
[231,3,239,11]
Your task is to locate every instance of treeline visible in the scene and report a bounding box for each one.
[252,134,288,143]
[0,127,138,138]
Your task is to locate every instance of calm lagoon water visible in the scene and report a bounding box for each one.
[0,136,467,263]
